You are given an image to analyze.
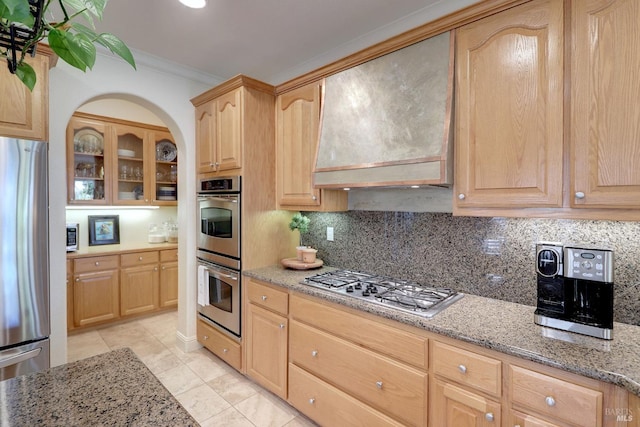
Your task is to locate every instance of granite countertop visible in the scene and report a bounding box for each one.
[0,348,197,426]
[244,265,640,398]
[67,242,178,258]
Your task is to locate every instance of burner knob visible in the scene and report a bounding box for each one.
[354,283,362,290]
[370,286,378,294]
[346,285,354,293]
[362,290,370,296]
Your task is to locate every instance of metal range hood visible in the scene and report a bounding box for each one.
[314,31,454,189]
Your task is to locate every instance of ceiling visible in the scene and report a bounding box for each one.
[94,0,480,86]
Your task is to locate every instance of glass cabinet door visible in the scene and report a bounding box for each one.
[114,125,147,204]
[67,118,108,204]
[153,131,178,205]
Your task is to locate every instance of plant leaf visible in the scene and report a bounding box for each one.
[48,28,96,71]
[95,33,136,69]
[60,0,106,18]
[0,0,35,27]
[15,61,36,91]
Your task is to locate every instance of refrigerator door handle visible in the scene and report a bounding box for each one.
[0,347,42,369]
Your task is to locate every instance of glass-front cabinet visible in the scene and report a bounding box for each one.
[66,113,178,206]
[67,116,109,205]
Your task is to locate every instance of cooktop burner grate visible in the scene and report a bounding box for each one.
[302,269,463,318]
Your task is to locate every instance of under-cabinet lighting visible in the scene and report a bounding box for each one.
[179,0,206,8]
[410,185,420,189]
[343,188,351,191]
[66,206,160,210]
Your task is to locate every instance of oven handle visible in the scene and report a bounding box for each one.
[198,196,239,204]
[202,265,239,282]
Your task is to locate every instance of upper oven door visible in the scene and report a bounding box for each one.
[198,195,240,259]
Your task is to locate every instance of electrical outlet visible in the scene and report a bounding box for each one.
[327,226,334,241]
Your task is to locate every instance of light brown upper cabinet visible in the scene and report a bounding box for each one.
[192,75,275,179]
[276,81,347,211]
[0,47,54,141]
[455,0,640,220]
[67,112,178,206]
[571,0,640,209]
[454,0,564,214]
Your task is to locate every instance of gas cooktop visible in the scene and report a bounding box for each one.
[302,269,463,318]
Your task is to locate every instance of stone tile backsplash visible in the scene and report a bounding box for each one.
[301,211,640,326]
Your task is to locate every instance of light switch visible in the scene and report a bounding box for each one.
[327,226,334,241]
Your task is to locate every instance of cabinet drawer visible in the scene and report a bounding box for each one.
[121,251,159,267]
[160,249,178,262]
[432,340,501,397]
[197,318,242,371]
[289,364,404,427]
[290,294,427,369]
[510,365,602,427]
[290,320,427,426]
[74,255,119,273]
[247,279,288,315]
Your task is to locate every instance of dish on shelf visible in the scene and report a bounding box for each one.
[159,186,176,191]
[74,129,104,154]
[156,141,177,162]
[118,192,136,200]
[157,196,177,201]
[117,148,136,158]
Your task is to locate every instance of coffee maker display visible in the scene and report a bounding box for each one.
[534,243,614,340]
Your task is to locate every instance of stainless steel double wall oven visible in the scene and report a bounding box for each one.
[197,176,242,337]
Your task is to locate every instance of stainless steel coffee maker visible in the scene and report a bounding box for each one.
[534,243,614,340]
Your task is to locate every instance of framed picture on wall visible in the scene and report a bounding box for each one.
[88,215,120,246]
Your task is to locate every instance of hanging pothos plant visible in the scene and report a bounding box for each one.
[0,0,136,91]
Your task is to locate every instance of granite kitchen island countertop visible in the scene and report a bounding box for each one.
[245,264,640,398]
[0,348,197,426]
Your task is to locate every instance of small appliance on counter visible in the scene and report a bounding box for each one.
[534,243,614,340]
[66,222,79,252]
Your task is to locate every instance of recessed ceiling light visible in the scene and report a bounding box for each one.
[179,0,206,8]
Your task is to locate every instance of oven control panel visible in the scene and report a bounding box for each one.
[563,246,613,283]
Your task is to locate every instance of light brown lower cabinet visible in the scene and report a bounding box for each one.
[159,249,178,307]
[197,317,242,371]
[72,255,120,327]
[430,378,501,427]
[510,410,562,427]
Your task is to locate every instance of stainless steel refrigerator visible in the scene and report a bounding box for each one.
[0,137,50,381]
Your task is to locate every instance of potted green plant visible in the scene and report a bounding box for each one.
[289,212,313,261]
[0,0,136,90]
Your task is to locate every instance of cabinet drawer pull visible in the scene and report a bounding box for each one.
[138,256,143,261]
[223,348,228,353]
[485,412,494,422]
[311,350,318,357]
[95,261,100,266]
[203,335,208,340]
[376,381,383,389]
[162,266,165,270]
[261,295,267,301]
[575,191,585,199]
[458,364,467,374]
[309,398,315,405]
[279,324,285,329]
[458,193,466,200]
[75,278,80,282]
[545,396,556,407]
[154,267,158,271]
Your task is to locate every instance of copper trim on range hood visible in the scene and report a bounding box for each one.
[314,31,454,189]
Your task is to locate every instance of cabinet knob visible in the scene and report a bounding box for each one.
[223,348,228,353]
[139,257,143,261]
[312,195,317,201]
[311,350,318,357]
[545,396,556,407]
[261,295,267,301]
[162,266,166,270]
[309,398,315,405]
[279,324,285,329]
[458,364,467,374]
[154,267,158,271]
[485,412,494,422]
[458,193,466,200]
[376,381,383,389]
[95,261,100,266]
[75,278,80,282]
[203,335,208,340]
[575,191,585,199]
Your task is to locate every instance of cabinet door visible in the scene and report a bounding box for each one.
[431,378,501,427]
[112,124,149,205]
[73,269,119,327]
[66,260,74,331]
[246,303,288,399]
[151,130,178,205]
[216,88,243,171]
[66,116,109,205]
[0,52,49,140]
[159,261,178,307]
[195,100,217,174]
[510,410,562,427]
[276,82,322,208]
[455,0,564,210]
[120,264,159,316]
[571,0,640,208]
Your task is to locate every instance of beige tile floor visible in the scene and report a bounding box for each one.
[67,311,316,427]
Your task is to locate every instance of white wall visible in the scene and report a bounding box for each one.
[49,53,218,366]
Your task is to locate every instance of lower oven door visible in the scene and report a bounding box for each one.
[197,260,240,337]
